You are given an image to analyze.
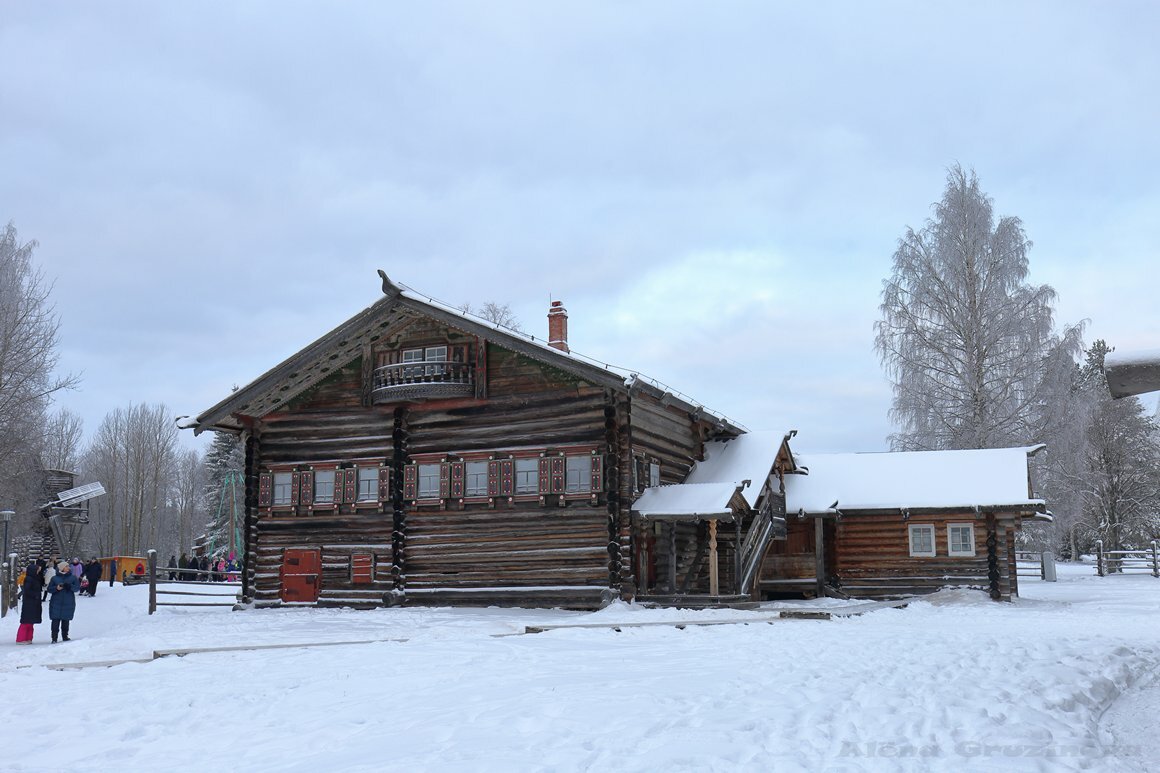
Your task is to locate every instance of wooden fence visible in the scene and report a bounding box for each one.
[1014,551,1057,581]
[146,549,241,615]
[1095,540,1160,577]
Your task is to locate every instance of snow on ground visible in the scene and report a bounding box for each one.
[2,564,1158,772]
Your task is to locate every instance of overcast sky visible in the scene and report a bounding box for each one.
[2,2,1157,456]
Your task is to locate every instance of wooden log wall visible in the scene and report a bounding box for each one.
[398,345,613,606]
[828,511,1018,600]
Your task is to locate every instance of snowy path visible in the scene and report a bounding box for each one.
[2,565,1158,771]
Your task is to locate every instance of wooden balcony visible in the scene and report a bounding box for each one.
[371,361,474,403]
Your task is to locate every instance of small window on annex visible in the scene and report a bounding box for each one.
[947,524,976,557]
[272,472,293,505]
[465,461,489,497]
[418,464,441,499]
[515,458,539,495]
[908,524,936,557]
[314,470,336,504]
[565,455,591,494]
[357,467,378,501]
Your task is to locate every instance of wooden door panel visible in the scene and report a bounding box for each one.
[281,549,320,603]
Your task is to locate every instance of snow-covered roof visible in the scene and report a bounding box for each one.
[633,482,744,520]
[193,274,745,434]
[683,430,790,509]
[784,446,1046,514]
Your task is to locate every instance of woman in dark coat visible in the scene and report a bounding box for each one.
[84,559,103,596]
[16,561,46,643]
[47,561,80,642]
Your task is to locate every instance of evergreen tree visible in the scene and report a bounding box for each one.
[201,432,244,558]
[1075,341,1160,559]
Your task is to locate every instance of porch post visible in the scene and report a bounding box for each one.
[708,519,719,596]
[667,522,677,593]
[814,515,825,599]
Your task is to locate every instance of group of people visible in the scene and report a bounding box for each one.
[16,558,86,644]
[166,553,240,582]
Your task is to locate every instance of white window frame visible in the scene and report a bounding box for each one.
[947,523,976,557]
[649,462,661,488]
[424,345,448,376]
[565,455,591,494]
[514,458,539,495]
[465,461,489,497]
[401,348,424,379]
[356,467,378,502]
[908,524,936,558]
[272,472,293,505]
[314,469,336,504]
[418,463,440,499]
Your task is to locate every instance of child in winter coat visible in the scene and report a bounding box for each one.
[47,561,80,642]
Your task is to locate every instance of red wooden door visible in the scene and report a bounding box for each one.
[281,549,321,603]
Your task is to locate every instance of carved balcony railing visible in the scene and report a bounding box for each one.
[371,361,474,403]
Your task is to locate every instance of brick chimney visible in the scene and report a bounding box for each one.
[547,300,569,353]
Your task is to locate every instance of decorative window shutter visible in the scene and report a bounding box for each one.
[499,460,514,496]
[352,553,373,585]
[258,473,272,507]
[450,461,465,498]
[550,456,565,494]
[290,472,301,506]
[439,462,451,499]
[488,461,500,497]
[590,454,604,494]
[343,469,358,503]
[378,466,391,502]
[403,464,418,501]
[300,470,314,505]
[538,458,551,494]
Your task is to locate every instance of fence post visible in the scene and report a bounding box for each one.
[1152,541,1159,579]
[1095,540,1104,577]
[147,549,157,615]
[1041,551,1057,582]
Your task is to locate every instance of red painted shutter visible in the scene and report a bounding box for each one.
[290,472,301,505]
[352,553,373,585]
[403,464,418,500]
[300,470,314,505]
[259,473,272,507]
[550,456,565,494]
[378,466,391,502]
[439,462,451,499]
[344,469,358,504]
[488,461,500,497]
[450,461,465,498]
[499,460,514,496]
[590,454,603,494]
[538,458,551,494]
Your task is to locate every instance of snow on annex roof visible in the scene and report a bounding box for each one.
[784,446,1047,514]
[683,430,791,509]
[632,482,745,521]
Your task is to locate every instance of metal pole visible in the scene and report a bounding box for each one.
[1,560,7,618]
[1096,540,1104,577]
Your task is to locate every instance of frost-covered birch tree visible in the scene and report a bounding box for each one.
[876,165,1081,451]
[0,223,78,513]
